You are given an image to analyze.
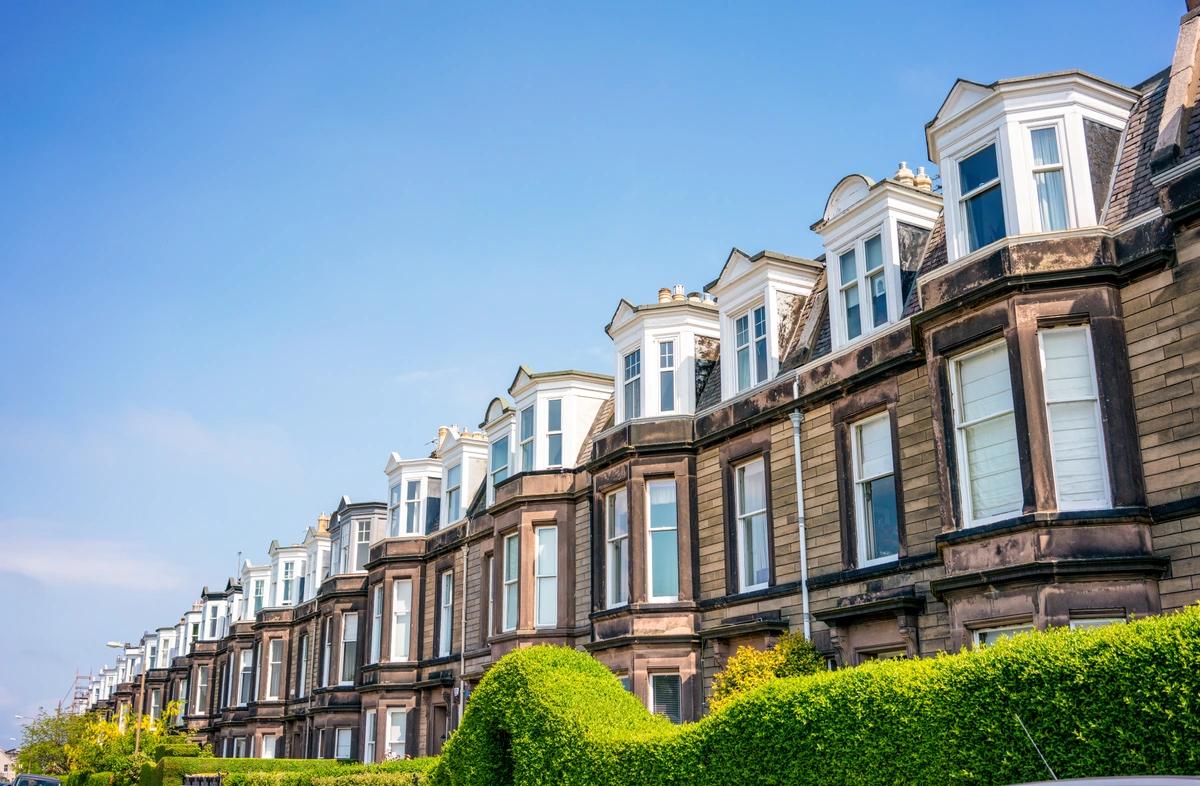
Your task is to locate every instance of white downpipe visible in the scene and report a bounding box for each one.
[457,543,469,726]
[790,373,812,640]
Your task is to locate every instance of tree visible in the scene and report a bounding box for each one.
[65,701,186,786]
[708,631,824,712]
[16,709,92,775]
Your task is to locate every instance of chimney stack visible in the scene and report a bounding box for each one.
[914,167,933,192]
[658,287,672,303]
[894,161,915,187]
[672,284,686,302]
[1152,4,1200,171]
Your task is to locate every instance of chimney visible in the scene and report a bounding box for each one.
[688,291,702,302]
[658,287,672,303]
[1153,5,1200,171]
[894,161,915,187]
[317,514,330,534]
[914,166,933,192]
[672,284,686,302]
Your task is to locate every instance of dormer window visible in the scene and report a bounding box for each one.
[623,349,642,418]
[658,341,675,412]
[388,484,403,536]
[547,399,563,467]
[734,305,767,392]
[490,437,509,488]
[959,143,1006,253]
[839,234,889,340]
[1030,127,1067,232]
[404,480,421,534]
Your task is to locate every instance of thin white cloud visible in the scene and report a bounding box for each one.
[1,534,186,591]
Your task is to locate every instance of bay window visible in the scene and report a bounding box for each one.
[959,143,1007,252]
[839,234,889,341]
[334,728,352,760]
[265,639,283,699]
[950,340,1023,525]
[370,585,383,664]
[491,436,510,492]
[1030,127,1068,232]
[445,464,462,522]
[659,341,675,413]
[354,521,371,571]
[534,526,557,628]
[1038,326,1109,510]
[282,562,295,603]
[735,306,768,392]
[503,533,519,631]
[437,570,454,657]
[390,579,412,661]
[149,688,161,720]
[404,480,421,535]
[851,413,900,566]
[547,399,563,467]
[520,406,535,469]
[387,709,407,758]
[237,649,253,706]
[623,349,642,419]
[388,483,403,536]
[646,480,678,601]
[484,554,494,638]
[340,613,358,684]
[321,619,331,687]
[253,579,265,614]
[735,457,770,592]
[606,489,629,608]
[296,634,309,698]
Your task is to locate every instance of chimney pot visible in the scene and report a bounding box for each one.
[894,161,915,186]
[672,284,686,302]
[657,287,672,303]
[914,166,933,192]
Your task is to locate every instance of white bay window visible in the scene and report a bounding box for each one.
[502,533,519,631]
[1030,126,1068,232]
[852,413,900,566]
[735,458,770,592]
[534,526,557,627]
[734,306,768,392]
[646,480,678,601]
[437,570,454,657]
[606,489,629,608]
[623,349,642,419]
[445,464,462,522]
[390,579,412,661]
[547,399,563,467]
[959,143,1007,253]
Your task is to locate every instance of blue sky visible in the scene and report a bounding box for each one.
[0,0,1180,743]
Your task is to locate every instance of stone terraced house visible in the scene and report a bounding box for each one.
[89,4,1200,761]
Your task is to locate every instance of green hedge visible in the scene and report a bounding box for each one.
[147,742,203,762]
[66,773,114,786]
[143,758,438,786]
[433,605,1200,785]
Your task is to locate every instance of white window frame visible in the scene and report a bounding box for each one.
[386,708,407,759]
[956,138,1009,255]
[265,639,283,700]
[658,340,676,414]
[484,553,494,639]
[232,737,246,758]
[437,570,454,657]
[321,619,332,687]
[445,463,463,523]
[623,348,642,420]
[519,406,536,470]
[502,533,519,631]
[237,649,253,707]
[363,711,376,763]
[733,304,769,393]
[1027,122,1073,233]
[149,688,161,720]
[836,230,891,345]
[252,579,265,614]
[334,727,352,760]
[534,525,557,628]
[296,633,309,698]
[388,483,403,536]
[261,733,276,760]
[1069,616,1125,630]
[606,488,629,608]
[369,584,383,665]
[973,623,1035,647]
[734,457,770,593]
[404,479,422,535]
[194,665,209,714]
[390,578,412,662]
[354,521,371,571]
[339,612,358,685]
[949,338,1023,527]
[851,412,900,568]
[1037,325,1111,512]
[282,561,295,604]
[490,435,510,500]
[546,399,563,468]
[645,479,679,602]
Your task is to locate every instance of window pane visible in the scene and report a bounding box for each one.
[736,345,751,390]
[1035,169,1068,231]
[651,675,682,724]
[535,527,557,575]
[1047,400,1106,506]
[741,513,769,588]
[660,369,674,412]
[869,271,887,328]
[520,407,534,439]
[737,460,766,515]
[964,413,1023,520]
[659,341,673,367]
[959,144,999,193]
[735,315,749,347]
[864,475,899,561]
[608,489,628,538]
[548,434,562,467]
[650,529,678,598]
[536,578,556,627]
[1040,330,1097,400]
[864,235,883,271]
[548,399,562,431]
[844,285,861,340]
[857,416,893,479]
[535,527,556,628]
[964,184,1006,251]
[1030,127,1060,166]
[839,249,857,286]
[504,535,519,581]
[491,437,509,475]
[958,343,1014,423]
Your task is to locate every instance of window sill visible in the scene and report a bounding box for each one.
[935,507,1151,547]
[807,552,940,591]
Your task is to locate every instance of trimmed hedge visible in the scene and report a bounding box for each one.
[66,773,114,786]
[147,742,203,762]
[143,758,438,786]
[433,605,1200,785]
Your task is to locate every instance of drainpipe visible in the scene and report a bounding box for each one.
[457,543,469,728]
[790,373,812,640]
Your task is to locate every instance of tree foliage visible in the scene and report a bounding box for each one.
[708,630,824,712]
[17,709,93,775]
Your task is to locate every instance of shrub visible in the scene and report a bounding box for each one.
[146,742,203,762]
[143,758,354,786]
[708,630,824,712]
[433,606,1200,785]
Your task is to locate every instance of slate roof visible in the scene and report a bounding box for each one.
[576,395,614,466]
[696,358,722,410]
[1106,68,1169,227]
[779,268,830,371]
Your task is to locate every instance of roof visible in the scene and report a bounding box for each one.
[575,395,615,465]
[1106,67,1169,227]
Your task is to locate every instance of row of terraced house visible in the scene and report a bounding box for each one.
[87,4,1200,762]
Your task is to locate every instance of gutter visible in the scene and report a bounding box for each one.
[790,372,812,640]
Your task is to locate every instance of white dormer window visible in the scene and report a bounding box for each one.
[547,399,563,467]
[354,521,371,571]
[838,233,889,341]
[1030,127,1068,232]
[519,406,535,470]
[446,463,462,521]
[734,305,767,392]
[404,480,421,534]
[491,436,510,489]
[658,341,675,413]
[623,349,642,418]
[959,142,1006,253]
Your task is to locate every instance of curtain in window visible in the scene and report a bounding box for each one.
[957,343,1023,521]
[1040,328,1107,508]
[1031,128,1068,231]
